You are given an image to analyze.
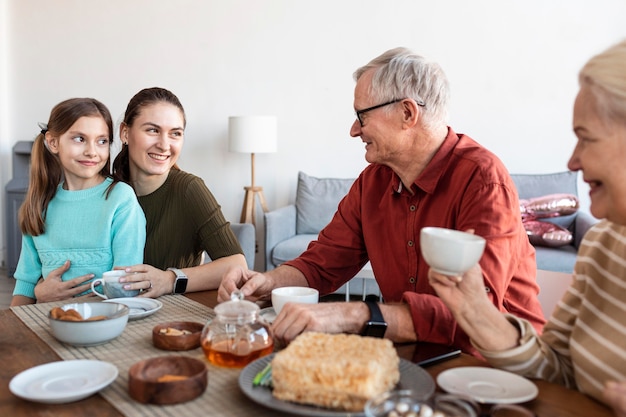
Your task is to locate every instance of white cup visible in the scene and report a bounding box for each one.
[271,286,319,314]
[91,270,140,299]
[420,227,486,276]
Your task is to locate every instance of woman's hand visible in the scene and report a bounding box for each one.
[604,381,626,417]
[116,264,171,298]
[429,263,521,351]
[428,263,489,317]
[34,260,94,303]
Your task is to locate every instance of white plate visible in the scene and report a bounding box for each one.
[259,307,277,324]
[104,297,163,320]
[437,366,538,404]
[9,360,118,404]
[239,353,435,416]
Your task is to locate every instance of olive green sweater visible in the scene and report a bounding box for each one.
[138,169,242,270]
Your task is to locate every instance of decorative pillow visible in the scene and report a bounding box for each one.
[520,193,579,220]
[523,220,573,247]
[296,172,355,235]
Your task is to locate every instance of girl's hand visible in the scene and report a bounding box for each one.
[34,260,94,303]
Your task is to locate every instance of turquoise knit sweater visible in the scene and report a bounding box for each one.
[13,177,146,299]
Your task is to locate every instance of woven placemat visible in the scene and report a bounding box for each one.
[11,296,287,417]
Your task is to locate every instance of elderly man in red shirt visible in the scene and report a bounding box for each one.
[219,47,545,356]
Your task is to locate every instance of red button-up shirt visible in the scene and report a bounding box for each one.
[286,128,545,355]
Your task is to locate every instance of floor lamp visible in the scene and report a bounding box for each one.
[228,116,277,227]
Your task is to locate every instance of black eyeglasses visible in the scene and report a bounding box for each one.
[355,97,425,126]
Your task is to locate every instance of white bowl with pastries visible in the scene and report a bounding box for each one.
[48,302,129,346]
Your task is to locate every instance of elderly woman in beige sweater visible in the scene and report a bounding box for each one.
[429,39,626,417]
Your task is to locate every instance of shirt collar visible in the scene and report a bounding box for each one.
[390,127,460,195]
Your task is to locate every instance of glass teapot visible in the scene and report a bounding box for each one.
[201,290,274,368]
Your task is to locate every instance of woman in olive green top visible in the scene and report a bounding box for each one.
[112,87,247,297]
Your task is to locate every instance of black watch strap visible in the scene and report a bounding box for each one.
[362,299,387,338]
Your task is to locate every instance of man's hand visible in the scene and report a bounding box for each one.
[34,260,94,303]
[271,301,368,345]
[217,266,274,303]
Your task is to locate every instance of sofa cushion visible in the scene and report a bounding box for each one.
[271,233,318,266]
[510,172,578,230]
[523,220,573,247]
[534,245,578,273]
[296,171,355,234]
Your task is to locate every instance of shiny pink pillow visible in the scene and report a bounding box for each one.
[523,220,573,247]
[520,193,578,247]
[520,193,579,221]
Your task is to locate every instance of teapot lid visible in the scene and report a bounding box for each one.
[214,290,260,317]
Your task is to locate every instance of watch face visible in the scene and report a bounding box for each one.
[364,322,387,338]
[174,278,188,294]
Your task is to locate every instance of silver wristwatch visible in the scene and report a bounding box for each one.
[167,268,188,294]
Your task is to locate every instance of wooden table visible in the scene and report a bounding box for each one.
[0,291,613,417]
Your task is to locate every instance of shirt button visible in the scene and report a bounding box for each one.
[410,205,416,211]
[409,277,416,284]
[408,240,414,247]
[485,287,491,293]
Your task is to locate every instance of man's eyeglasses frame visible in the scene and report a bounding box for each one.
[355,97,425,126]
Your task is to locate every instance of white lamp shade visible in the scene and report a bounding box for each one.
[228,116,277,153]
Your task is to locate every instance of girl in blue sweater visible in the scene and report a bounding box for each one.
[11,98,146,306]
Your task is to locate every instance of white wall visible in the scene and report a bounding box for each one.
[1,0,624,269]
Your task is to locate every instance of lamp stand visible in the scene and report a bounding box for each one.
[239,153,269,226]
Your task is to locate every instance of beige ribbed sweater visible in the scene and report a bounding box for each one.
[478,220,626,404]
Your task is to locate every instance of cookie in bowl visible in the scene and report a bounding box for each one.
[128,356,208,404]
[48,302,129,346]
[152,321,204,351]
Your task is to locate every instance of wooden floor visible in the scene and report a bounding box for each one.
[0,267,14,309]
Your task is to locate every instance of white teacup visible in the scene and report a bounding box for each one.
[420,227,486,276]
[271,286,319,315]
[91,270,140,299]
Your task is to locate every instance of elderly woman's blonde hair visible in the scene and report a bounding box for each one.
[579,39,626,124]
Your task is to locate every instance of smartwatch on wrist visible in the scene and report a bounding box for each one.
[167,268,188,295]
[362,297,387,338]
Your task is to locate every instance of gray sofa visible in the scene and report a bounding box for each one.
[264,171,597,282]
[265,172,353,270]
[510,171,598,273]
[264,172,380,296]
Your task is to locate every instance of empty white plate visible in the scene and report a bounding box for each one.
[9,360,118,404]
[104,297,163,320]
[437,366,538,404]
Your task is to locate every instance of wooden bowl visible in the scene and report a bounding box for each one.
[128,356,208,404]
[152,321,204,351]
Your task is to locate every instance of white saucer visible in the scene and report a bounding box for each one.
[103,297,163,320]
[436,366,538,404]
[9,360,118,404]
[259,307,277,324]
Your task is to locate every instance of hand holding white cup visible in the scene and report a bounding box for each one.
[271,286,319,314]
[91,270,140,299]
[420,227,486,276]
